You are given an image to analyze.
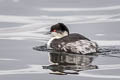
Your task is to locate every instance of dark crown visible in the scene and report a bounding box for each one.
[50,23,69,34]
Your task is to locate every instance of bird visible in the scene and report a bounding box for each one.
[47,23,98,54]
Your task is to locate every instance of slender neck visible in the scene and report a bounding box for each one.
[47,36,62,49]
[47,31,69,49]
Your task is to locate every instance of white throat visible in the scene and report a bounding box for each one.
[51,31,68,38]
[47,31,68,49]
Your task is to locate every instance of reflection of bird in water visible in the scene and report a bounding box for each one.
[43,52,98,75]
[33,45,120,75]
[47,23,98,54]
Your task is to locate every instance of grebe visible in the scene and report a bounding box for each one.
[47,23,98,54]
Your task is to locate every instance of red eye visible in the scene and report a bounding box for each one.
[53,30,56,32]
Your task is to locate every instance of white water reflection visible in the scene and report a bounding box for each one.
[0,65,50,75]
[12,0,20,3]
[0,58,17,61]
[95,40,120,46]
[40,5,120,11]
[0,23,51,40]
[0,13,120,41]
[0,64,120,79]
[95,34,105,36]
[78,72,120,79]
[0,14,120,24]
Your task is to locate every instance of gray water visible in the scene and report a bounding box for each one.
[0,0,120,80]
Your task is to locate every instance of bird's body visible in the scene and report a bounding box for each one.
[47,23,98,54]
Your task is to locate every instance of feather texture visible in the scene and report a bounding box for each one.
[50,33,98,54]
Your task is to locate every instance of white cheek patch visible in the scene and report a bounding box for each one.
[51,31,68,38]
[51,32,59,37]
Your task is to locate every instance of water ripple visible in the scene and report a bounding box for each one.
[0,64,120,79]
[40,5,120,11]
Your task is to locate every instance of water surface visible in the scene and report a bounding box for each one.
[0,0,120,80]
